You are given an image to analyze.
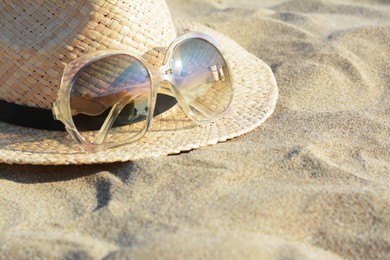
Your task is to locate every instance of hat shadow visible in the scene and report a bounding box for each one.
[0,162,134,184]
[0,162,135,211]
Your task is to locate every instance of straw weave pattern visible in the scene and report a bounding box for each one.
[0,0,176,108]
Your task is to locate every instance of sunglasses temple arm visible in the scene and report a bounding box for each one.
[92,94,140,145]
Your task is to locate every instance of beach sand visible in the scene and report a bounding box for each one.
[0,0,389,259]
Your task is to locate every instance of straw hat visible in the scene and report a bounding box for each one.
[0,0,278,165]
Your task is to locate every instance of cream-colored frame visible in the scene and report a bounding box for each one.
[52,32,233,152]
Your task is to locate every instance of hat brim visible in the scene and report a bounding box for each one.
[0,20,278,165]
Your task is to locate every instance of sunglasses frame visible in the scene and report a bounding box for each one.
[52,32,234,152]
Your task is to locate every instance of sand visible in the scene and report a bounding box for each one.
[0,0,389,259]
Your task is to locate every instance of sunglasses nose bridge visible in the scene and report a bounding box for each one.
[157,78,175,97]
[158,62,172,78]
[154,63,174,89]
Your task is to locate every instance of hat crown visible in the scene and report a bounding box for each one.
[0,0,176,109]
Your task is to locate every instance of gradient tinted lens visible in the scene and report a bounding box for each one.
[69,54,151,143]
[170,38,232,120]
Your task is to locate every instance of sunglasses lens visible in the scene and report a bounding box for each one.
[170,38,232,121]
[69,54,151,144]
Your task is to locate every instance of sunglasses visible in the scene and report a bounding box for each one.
[52,32,233,152]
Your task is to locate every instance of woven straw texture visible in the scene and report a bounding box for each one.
[0,0,176,108]
[0,1,278,165]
